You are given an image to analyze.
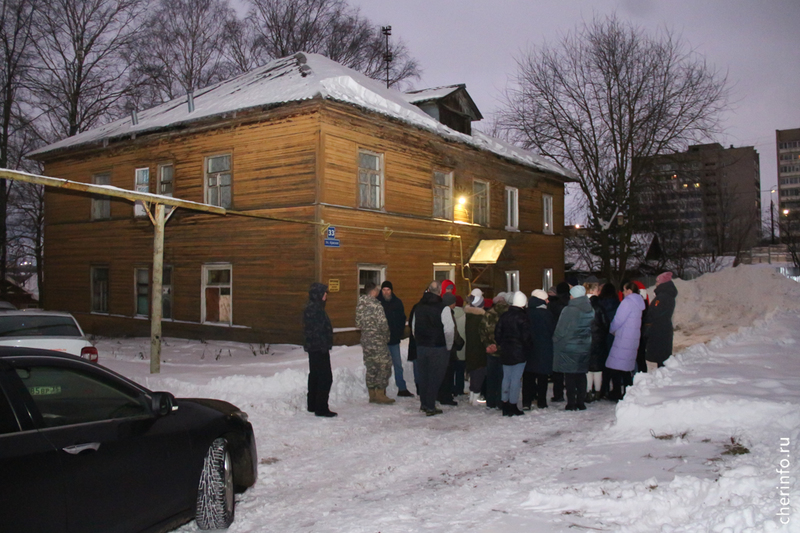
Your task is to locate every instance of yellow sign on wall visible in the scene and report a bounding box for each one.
[328,279,340,292]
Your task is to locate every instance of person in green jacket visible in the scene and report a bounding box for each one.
[552,285,595,411]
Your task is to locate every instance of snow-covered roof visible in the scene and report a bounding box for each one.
[29,53,573,180]
[401,85,464,104]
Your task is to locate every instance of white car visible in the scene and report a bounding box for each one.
[0,310,98,361]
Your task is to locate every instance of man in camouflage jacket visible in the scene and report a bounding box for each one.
[356,282,393,404]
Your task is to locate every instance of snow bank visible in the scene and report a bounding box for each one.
[656,265,800,349]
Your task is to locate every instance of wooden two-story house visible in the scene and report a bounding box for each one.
[29,53,574,344]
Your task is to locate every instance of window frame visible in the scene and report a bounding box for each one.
[134,167,150,218]
[357,149,384,210]
[473,180,490,226]
[134,267,149,317]
[91,173,111,220]
[505,186,519,231]
[162,266,173,320]
[432,170,454,220]
[204,153,232,208]
[433,263,456,283]
[357,264,386,295]
[91,266,109,314]
[157,162,174,197]
[505,270,520,293]
[543,268,554,292]
[201,263,232,325]
[543,194,554,235]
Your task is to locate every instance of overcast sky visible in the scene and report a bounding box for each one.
[353,0,800,220]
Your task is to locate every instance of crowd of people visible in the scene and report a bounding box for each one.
[302,272,678,418]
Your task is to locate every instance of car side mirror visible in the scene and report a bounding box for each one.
[151,392,177,417]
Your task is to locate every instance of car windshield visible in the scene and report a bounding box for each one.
[0,316,82,337]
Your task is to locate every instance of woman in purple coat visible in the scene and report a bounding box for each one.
[605,282,646,400]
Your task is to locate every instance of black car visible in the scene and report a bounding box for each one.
[0,347,257,532]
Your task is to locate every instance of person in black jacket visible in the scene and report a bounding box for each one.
[584,281,609,403]
[412,280,455,416]
[523,289,555,409]
[645,272,678,372]
[494,291,534,416]
[597,282,620,400]
[303,282,337,417]
[378,281,412,397]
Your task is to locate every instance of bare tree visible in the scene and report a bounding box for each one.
[240,0,420,87]
[29,0,147,139]
[125,0,237,109]
[500,15,728,286]
[1,0,37,298]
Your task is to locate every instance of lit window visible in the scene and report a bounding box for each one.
[358,150,383,209]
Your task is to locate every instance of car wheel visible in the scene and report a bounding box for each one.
[195,437,235,529]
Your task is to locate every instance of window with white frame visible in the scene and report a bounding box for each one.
[473,180,489,226]
[134,168,149,217]
[433,263,455,283]
[358,150,383,209]
[91,173,111,220]
[158,163,174,196]
[205,154,232,208]
[358,265,386,294]
[135,268,149,316]
[91,266,109,313]
[202,264,232,324]
[505,186,519,230]
[433,170,453,219]
[543,194,554,234]
[543,268,554,291]
[505,270,520,293]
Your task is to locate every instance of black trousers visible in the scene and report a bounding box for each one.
[307,350,333,414]
[417,346,450,411]
[438,359,456,403]
[551,371,565,400]
[564,373,587,407]
[484,356,503,408]
[607,368,630,399]
[522,371,549,408]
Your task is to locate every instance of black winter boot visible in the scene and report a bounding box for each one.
[502,401,513,417]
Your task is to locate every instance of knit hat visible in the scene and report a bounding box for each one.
[556,282,570,295]
[531,289,549,301]
[512,291,528,308]
[469,288,484,308]
[566,275,579,287]
[442,293,457,307]
[381,280,393,291]
[656,272,673,285]
[584,275,600,283]
[570,285,586,298]
[494,292,508,304]
[547,286,558,297]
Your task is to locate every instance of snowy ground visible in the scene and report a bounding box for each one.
[94,266,800,532]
